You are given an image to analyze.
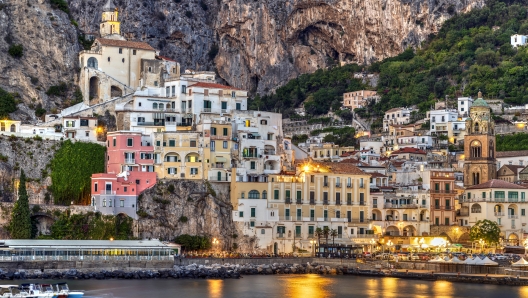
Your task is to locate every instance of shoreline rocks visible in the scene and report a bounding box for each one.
[1,262,528,286]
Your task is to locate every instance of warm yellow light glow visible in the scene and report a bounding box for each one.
[207,279,223,298]
[110,237,114,241]
[283,274,334,298]
[303,166,310,172]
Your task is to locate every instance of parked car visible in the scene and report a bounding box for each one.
[495,254,508,260]
[409,254,420,261]
[363,252,372,258]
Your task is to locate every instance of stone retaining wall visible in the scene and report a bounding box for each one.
[0,260,174,272]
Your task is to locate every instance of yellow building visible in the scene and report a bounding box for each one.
[205,118,233,182]
[153,131,210,180]
[231,162,374,254]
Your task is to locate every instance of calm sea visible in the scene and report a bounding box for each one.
[1,275,527,297]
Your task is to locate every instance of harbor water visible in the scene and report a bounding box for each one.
[2,274,527,297]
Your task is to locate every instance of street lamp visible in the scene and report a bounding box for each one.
[212,238,220,254]
[370,239,376,254]
[478,238,485,253]
[310,239,316,257]
[387,240,394,253]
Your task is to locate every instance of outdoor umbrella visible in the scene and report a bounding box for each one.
[464,257,477,265]
[512,258,528,267]
[475,256,498,266]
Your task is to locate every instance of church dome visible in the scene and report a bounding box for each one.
[103,0,117,12]
[472,97,489,108]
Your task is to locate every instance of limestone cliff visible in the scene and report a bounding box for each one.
[137,180,255,251]
[1,0,484,117]
[0,0,80,120]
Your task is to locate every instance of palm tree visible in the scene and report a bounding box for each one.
[330,229,338,245]
[323,227,330,246]
[315,227,323,247]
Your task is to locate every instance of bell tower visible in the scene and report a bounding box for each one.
[100,0,121,39]
[463,91,496,186]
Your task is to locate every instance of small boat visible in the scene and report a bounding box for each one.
[55,283,84,298]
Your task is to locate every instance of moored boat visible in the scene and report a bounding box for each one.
[55,283,84,298]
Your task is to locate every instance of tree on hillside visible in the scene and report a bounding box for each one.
[9,170,31,239]
[469,219,501,247]
[0,88,17,118]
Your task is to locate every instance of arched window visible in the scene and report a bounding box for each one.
[473,172,480,185]
[87,57,98,68]
[474,122,479,132]
[494,205,502,213]
[248,190,260,199]
[471,204,481,213]
[10,124,15,132]
[470,140,481,158]
[153,103,158,109]
[241,192,245,199]
[489,140,494,158]
[262,190,267,199]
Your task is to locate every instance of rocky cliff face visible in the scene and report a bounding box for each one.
[137,180,255,251]
[1,0,484,117]
[0,0,80,120]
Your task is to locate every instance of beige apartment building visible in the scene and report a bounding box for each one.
[343,90,379,110]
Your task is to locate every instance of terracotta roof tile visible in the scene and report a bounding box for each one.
[312,162,367,175]
[95,38,156,51]
[391,147,427,155]
[496,150,528,158]
[499,165,524,173]
[466,179,528,190]
[189,81,243,91]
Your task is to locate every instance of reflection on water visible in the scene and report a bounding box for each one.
[207,279,223,298]
[282,274,335,298]
[1,275,526,298]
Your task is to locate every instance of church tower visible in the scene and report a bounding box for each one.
[463,91,497,186]
[99,0,122,39]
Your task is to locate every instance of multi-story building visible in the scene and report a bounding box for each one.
[430,109,466,145]
[62,116,100,142]
[232,111,288,182]
[343,90,379,110]
[496,151,528,169]
[231,162,372,254]
[308,143,356,162]
[383,108,412,132]
[458,179,527,245]
[511,34,528,48]
[426,170,457,226]
[91,131,157,219]
[458,97,473,117]
[497,165,524,183]
[371,189,430,237]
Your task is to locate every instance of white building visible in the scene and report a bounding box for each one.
[496,151,528,169]
[383,108,412,132]
[511,34,528,48]
[232,110,287,182]
[458,97,473,117]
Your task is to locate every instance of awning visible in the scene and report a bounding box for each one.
[216,157,227,163]
[250,133,261,137]
[154,113,164,120]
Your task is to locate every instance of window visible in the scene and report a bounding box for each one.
[94,183,98,192]
[522,192,526,201]
[223,141,228,149]
[261,229,265,234]
[267,133,273,140]
[236,103,241,110]
[508,192,519,201]
[231,91,236,97]
[248,190,260,199]
[169,140,175,147]
[103,199,106,207]
[108,57,110,62]
[274,190,279,200]
[239,211,243,217]
[133,50,136,55]
[168,168,177,175]
[223,128,228,136]
[445,217,449,226]
[190,140,197,147]
[482,192,486,199]
[250,221,255,227]
[127,138,133,147]
[471,204,481,213]
[85,131,89,137]
[262,191,267,199]
[285,190,291,200]
[109,199,112,207]
[250,161,256,169]
[124,187,127,192]
[311,175,314,183]
[522,209,525,216]
[250,208,256,217]
[495,191,505,199]
[190,168,198,175]
[221,101,227,110]
[211,127,217,135]
[181,85,187,94]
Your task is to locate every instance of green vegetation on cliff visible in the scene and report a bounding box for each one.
[249,64,366,118]
[371,0,528,115]
[39,211,134,240]
[50,140,106,205]
[0,87,17,118]
[251,1,528,120]
[174,234,212,251]
[8,171,31,239]
[496,133,528,151]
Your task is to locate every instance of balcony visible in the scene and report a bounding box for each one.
[494,212,504,217]
[281,216,291,221]
[509,215,518,219]
[372,204,378,209]
[296,199,302,205]
[331,218,347,222]
[221,109,230,114]
[336,200,341,206]
[323,182,329,187]
[136,122,165,126]
[359,201,366,206]
[310,200,315,205]
[346,184,352,188]
[263,149,276,155]
[285,198,292,204]
[296,216,302,221]
[124,159,135,164]
[336,183,341,187]
[383,203,418,209]
[277,233,285,239]
[323,200,329,205]
[431,190,455,194]
[347,201,353,206]
[103,190,115,195]
[202,108,212,113]
[177,122,192,127]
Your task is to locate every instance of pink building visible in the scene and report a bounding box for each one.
[91,131,157,219]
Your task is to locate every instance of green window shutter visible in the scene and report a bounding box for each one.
[297,191,301,200]
[223,128,228,136]
[274,190,279,200]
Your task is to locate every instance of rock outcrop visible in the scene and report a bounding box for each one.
[1,0,485,117]
[0,0,81,120]
[137,180,245,251]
